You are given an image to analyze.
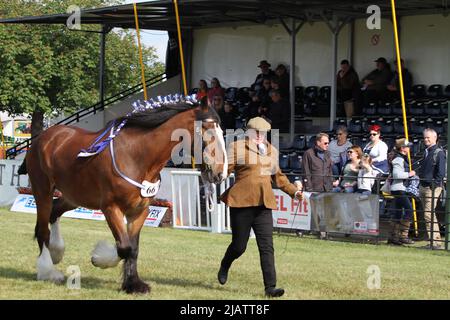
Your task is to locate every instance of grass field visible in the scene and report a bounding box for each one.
[0,208,449,300]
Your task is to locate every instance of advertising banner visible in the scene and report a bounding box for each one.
[272,190,312,231]
[10,194,168,228]
[309,193,379,235]
[0,160,30,206]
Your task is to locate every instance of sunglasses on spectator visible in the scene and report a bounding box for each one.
[323,142,329,145]
[337,133,344,135]
[370,132,379,136]
[347,150,354,154]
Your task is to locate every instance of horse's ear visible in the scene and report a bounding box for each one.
[200,96,208,110]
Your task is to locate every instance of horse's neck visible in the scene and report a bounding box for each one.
[129,109,197,180]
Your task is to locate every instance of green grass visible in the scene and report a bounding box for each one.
[0,208,449,300]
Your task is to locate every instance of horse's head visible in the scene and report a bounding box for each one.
[194,97,228,184]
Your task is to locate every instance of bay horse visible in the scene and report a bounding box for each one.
[21,96,227,294]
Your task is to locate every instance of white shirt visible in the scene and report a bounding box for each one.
[358,168,377,191]
[363,140,388,163]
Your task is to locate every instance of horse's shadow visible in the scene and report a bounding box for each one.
[148,275,223,291]
[0,266,228,293]
[0,266,117,290]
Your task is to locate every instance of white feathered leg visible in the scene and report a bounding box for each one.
[37,244,65,283]
[91,240,120,269]
[49,218,65,264]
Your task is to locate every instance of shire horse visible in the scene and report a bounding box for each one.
[22,97,227,294]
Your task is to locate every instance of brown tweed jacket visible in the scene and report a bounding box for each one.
[220,138,298,209]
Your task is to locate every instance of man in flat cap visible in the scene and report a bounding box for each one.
[218,117,302,298]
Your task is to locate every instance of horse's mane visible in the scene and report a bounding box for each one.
[108,98,222,131]
[114,103,195,129]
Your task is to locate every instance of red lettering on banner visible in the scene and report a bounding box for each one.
[277,218,288,225]
[303,199,309,213]
[279,195,287,212]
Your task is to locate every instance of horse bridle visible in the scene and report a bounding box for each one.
[196,117,221,213]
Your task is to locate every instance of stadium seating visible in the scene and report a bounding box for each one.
[362,102,377,115]
[279,153,289,170]
[289,153,302,172]
[348,119,362,133]
[427,84,444,99]
[225,87,238,101]
[292,135,307,150]
[377,101,392,116]
[424,101,442,116]
[411,84,427,100]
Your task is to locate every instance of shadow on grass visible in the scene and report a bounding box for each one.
[0,266,120,291]
[148,275,230,292]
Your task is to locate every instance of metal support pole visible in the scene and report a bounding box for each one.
[348,19,354,65]
[99,25,107,110]
[290,18,296,142]
[446,100,450,250]
[330,29,338,130]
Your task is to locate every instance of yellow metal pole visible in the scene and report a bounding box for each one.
[391,0,418,236]
[173,0,188,96]
[133,3,148,101]
[173,0,194,168]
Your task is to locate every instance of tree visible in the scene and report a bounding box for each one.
[0,0,165,137]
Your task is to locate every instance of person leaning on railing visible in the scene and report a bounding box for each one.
[418,128,446,250]
[387,138,417,246]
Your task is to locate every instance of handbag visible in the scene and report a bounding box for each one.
[405,175,420,198]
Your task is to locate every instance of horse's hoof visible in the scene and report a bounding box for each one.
[122,279,151,294]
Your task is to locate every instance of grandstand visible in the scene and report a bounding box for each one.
[1,0,449,246]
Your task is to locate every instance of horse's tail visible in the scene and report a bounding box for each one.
[18,159,27,175]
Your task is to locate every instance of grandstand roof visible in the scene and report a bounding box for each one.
[0,0,448,31]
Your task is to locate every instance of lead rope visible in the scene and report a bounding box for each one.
[281,200,301,254]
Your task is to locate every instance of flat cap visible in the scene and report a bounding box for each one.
[247,117,271,131]
[395,138,413,149]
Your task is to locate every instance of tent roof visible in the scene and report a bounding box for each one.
[0,0,448,31]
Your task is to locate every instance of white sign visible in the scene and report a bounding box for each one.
[144,206,168,227]
[0,160,30,206]
[272,191,312,231]
[10,194,168,227]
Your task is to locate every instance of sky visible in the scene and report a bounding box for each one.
[123,0,169,63]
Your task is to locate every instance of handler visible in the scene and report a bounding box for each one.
[218,117,303,298]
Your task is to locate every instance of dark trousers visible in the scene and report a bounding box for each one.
[391,191,413,220]
[221,206,276,290]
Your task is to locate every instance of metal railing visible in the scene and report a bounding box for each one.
[6,73,167,159]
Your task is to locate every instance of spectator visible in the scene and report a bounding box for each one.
[275,64,290,99]
[361,57,393,106]
[337,59,360,118]
[357,154,377,194]
[243,89,261,121]
[253,60,276,91]
[212,94,224,113]
[267,89,290,133]
[363,125,389,174]
[257,77,272,105]
[302,133,334,192]
[328,125,353,177]
[219,101,236,131]
[388,138,416,246]
[197,79,209,101]
[333,145,363,193]
[207,77,225,105]
[386,59,413,101]
[418,128,446,249]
